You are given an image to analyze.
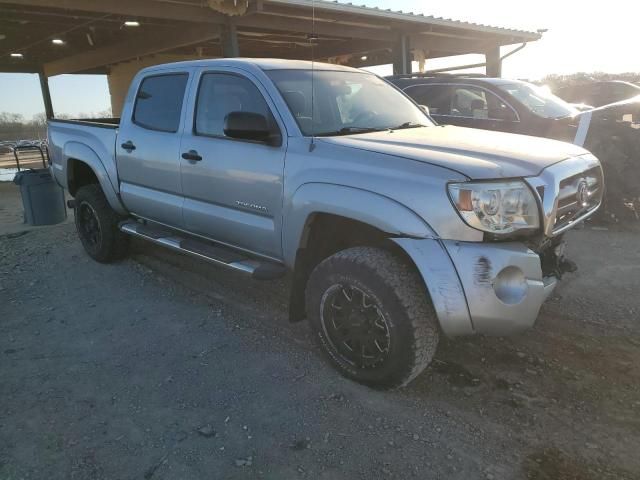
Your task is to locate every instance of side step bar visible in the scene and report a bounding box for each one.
[119,221,286,280]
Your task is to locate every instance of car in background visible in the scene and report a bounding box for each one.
[556,80,640,122]
[387,74,581,142]
[0,143,14,155]
[556,80,640,107]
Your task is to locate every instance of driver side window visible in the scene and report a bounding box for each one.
[195,73,273,137]
[450,86,489,119]
[450,85,517,122]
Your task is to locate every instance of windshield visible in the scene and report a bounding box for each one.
[266,70,433,136]
[497,82,579,119]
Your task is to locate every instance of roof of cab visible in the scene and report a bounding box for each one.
[140,58,365,75]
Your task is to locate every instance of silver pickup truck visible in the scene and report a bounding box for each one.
[48,59,603,389]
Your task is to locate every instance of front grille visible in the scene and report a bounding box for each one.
[553,166,603,233]
[526,154,604,237]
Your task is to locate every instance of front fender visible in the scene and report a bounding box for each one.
[283,183,436,266]
[392,237,474,337]
[64,142,127,215]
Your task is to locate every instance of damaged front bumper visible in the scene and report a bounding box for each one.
[393,238,564,337]
[441,240,558,335]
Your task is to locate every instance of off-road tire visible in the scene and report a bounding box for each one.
[74,184,129,263]
[305,246,439,389]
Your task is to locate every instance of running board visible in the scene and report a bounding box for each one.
[119,221,286,280]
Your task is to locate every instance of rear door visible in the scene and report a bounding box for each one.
[179,68,286,259]
[117,69,191,226]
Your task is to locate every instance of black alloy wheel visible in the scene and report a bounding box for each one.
[320,283,391,369]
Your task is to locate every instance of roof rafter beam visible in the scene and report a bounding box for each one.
[0,0,227,23]
[410,34,495,55]
[43,24,221,76]
[235,12,395,41]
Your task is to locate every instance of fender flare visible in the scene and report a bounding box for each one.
[392,237,474,337]
[64,142,127,215]
[283,182,436,266]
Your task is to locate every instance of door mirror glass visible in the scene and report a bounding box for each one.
[224,111,280,145]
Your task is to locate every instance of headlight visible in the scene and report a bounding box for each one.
[448,181,540,234]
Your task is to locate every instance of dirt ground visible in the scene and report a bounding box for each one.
[1,182,639,480]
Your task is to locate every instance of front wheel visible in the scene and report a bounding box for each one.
[74,184,129,263]
[305,247,439,389]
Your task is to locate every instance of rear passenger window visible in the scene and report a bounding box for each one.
[133,74,188,132]
[195,73,272,138]
[405,85,450,115]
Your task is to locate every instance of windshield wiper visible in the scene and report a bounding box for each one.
[315,126,388,137]
[390,122,428,130]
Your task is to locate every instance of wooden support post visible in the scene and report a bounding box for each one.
[392,33,411,75]
[38,70,54,119]
[485,46,502,77]
[221,22,239,58]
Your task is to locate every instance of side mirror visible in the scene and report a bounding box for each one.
[223,111,281,146]
[419,105,430,116]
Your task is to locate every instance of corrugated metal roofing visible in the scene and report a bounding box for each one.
[266,0,541,40]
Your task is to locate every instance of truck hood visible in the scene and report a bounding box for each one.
[319,125,588,179]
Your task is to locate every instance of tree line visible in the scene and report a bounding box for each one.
[0,109,112,142]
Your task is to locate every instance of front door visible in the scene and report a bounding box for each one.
[117,71,191,226]
[446,84,520,133]
[179,69,286,259]
[404,83,520,133]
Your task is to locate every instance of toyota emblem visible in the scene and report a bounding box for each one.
[576,180,590,207]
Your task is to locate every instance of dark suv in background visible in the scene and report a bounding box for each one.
[388,74,581,142]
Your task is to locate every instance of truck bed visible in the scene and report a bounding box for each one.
[47,118,120,197]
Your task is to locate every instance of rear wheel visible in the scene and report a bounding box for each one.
[74,184,129,263]
[306,246,439,389]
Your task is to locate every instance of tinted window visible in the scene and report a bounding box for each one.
[405,85,451,115]
[450,86,489,118]
[133,74,188,132]
[450,86,518,121]
[195,73,272,137]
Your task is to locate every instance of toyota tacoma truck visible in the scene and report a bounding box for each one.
[48,59,603,389]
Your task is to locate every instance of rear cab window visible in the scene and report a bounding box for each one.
[133,73,189,132]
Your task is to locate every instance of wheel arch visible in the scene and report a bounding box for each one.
[284,184,437,322]
[283,183,436,267]
[64,142,126,215]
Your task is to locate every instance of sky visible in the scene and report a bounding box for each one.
[0,0,636,119]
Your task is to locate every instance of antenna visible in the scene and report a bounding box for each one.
[308,0,317,152]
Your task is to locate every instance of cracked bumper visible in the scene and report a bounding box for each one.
[393,238,557,337]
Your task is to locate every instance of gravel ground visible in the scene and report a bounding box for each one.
[1,198,639,479]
